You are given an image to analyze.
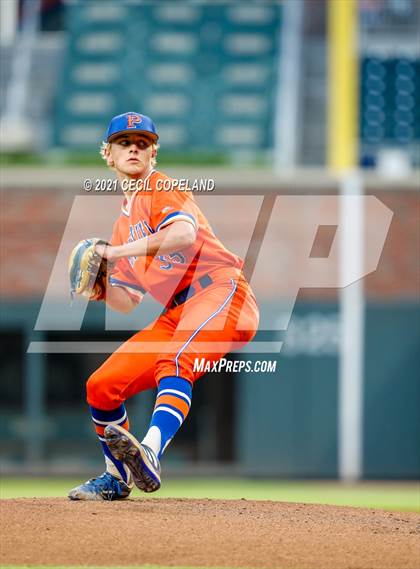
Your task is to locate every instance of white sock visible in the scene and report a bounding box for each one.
[141,426,162,457]
[105,456,132,486]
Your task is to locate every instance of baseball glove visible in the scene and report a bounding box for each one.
[68,238,112,301]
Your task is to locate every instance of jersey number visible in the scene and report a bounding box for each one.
[158,252,186,270]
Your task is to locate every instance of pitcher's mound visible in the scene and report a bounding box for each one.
[1,498,419,569]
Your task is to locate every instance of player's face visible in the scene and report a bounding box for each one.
[109,133,156,178]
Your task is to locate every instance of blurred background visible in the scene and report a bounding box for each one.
[0,0,419,495]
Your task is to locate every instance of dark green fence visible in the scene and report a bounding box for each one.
[1,300,418,478]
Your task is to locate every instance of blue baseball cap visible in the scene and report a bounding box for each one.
[106,112,159,142]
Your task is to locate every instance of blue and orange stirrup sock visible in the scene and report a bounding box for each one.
[142,376,192,459]
[90,404,131,484]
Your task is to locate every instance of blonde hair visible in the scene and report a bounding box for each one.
[100,141,159,168]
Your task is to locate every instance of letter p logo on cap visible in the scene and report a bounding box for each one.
[126,114,142,128]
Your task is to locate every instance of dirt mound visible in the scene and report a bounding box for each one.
[1,498,419,569]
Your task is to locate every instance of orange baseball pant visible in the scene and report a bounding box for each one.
[86,275,259,410]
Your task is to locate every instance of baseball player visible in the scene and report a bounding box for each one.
[68,112,259,500]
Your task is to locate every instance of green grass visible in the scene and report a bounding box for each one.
[0,150,234,167]
[1,477,419,512]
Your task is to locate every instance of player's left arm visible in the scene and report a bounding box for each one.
[96,220,197,262]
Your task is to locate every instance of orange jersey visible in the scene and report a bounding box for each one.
[109,169,242,305]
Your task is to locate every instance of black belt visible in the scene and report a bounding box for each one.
[170,274,213,308]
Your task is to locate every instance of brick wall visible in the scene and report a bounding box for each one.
[0,186,417,300]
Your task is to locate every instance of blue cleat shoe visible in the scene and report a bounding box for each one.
[68,471,132,501]
[104,425,161,493]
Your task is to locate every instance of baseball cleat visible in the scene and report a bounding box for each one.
[68,471,132,501]
[104,424,161,493]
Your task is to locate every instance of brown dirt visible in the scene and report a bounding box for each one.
[1,498,419,569]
